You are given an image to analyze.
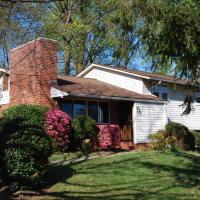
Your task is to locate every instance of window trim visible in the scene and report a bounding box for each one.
[60,99,110,124]
[151,84,168,101]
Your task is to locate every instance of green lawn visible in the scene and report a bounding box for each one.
[39,151,200,200]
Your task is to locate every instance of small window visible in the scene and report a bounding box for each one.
[88,101,98,122]
[61,101,73,117]
[162,93,168,100]
[196,97,200,103]
[99,102,109,123]
[74,101,86,117]
[153,91,159,97]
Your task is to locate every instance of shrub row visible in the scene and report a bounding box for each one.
[148,122,196,151]
[1,106,121,192]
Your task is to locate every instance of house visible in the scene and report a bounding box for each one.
[0,37,200,149]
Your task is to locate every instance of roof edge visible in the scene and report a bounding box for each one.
[77,63,187,85]
[77,64,150,80]
[51,86,165,104]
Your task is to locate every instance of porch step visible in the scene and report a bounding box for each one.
[120,141,135,150]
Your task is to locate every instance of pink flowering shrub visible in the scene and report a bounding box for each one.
[97,125,112,149]
[45,109,71,151]
[97,124,121,149]
[109,125,121,148]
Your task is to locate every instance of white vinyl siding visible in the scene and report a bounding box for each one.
[167,86,200,130]
[134,102,167,143]
[83,67,144,94]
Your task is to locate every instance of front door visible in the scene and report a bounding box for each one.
[119,102,133,141]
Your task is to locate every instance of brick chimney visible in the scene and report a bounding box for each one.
[10,37,57,107]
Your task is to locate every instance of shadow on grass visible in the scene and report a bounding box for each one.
[43,164,75,190]
[37,151,200,200]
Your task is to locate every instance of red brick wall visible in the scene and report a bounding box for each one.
[9,38,57,107]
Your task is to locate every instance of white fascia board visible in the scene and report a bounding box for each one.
[0,68,10,75]
[77,64,150,80]
[51,87,69,98]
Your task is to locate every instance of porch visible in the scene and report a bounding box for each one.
[58,98,134,150]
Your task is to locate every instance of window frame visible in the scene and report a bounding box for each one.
[60,99,110,124]
[151,84,168,101]
[195,92,200,104]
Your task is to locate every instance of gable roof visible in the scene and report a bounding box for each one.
[52,75,162,102]
[77,64,187,85]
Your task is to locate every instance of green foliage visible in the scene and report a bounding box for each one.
[0,105,52,192]
[137,0,200,81]
[4,127,52,191]
[42,0,139,74]
[166,122,195,150]
[148,130,167,151]
[0,2,46,67]
[72,115,96,152]
[192,131,200,147]
[2,104,48,131]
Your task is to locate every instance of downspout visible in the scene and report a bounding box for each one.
[132,103,137,144]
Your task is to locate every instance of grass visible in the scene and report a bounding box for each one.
[49,150,123,163]
[49,151,83,162]
[34,151,200,199]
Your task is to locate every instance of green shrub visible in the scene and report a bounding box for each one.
[0,105,52,192]
[148,131,166,151]
[192,131,200,147]
[166,122,195,150]
[72,115,96,152]
[166,136,177,150]
[1,104,48,133]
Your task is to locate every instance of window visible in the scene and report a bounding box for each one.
[61,100,109,123]
[99,102,109,123]
[151,84,168,100]
[74,101,86,117]
[88,101,98,122]
[162,93,168,100]
[196,97,200,103]
[61,101,73,117]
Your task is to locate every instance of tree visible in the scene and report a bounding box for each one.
[134,0,200,83]
[0,1,50,67]
[131,0,200,113]
[42,0,140,75]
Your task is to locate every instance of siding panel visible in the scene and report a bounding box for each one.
[167,87,200,130]
[134,102,166,143]
[84,67,144,94]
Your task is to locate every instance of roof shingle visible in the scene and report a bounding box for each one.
[54,75,161,101]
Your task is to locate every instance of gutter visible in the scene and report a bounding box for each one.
[51,87,166,104]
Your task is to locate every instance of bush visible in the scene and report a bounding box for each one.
[192,131,200,147]
[97,124,121,149]
[72,115,96,152]
[148,130,178,151]
[97,125,112,149]
[166,122,195,150]
[45,109,71,151]
[0,105,52,192]
[148,131,166,151]
[4,127,52,191]
[2,104,48,131]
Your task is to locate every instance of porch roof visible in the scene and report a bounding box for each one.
[52,75,162,102]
